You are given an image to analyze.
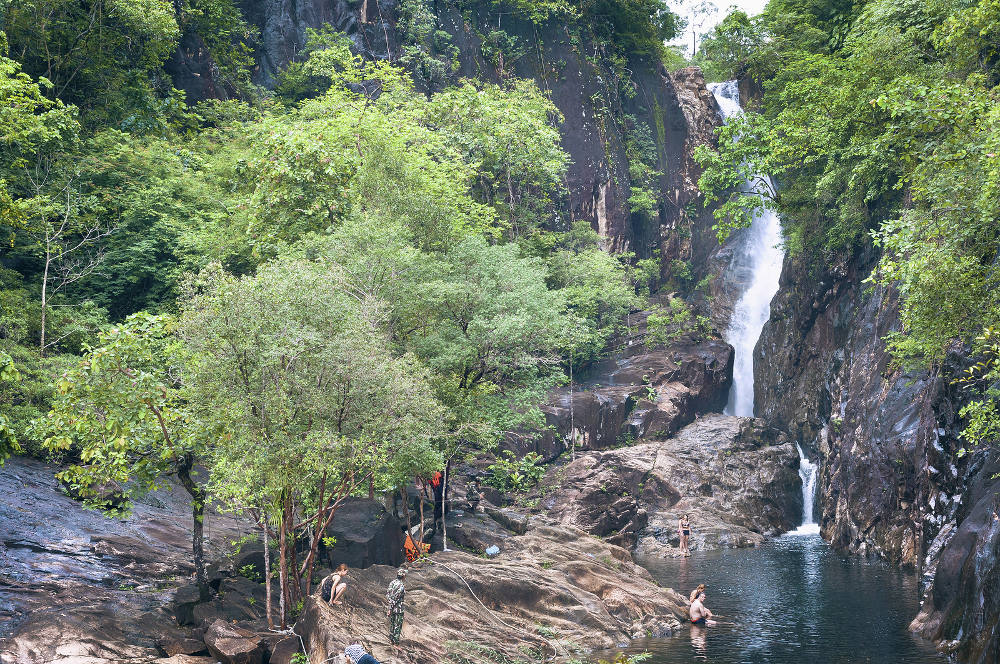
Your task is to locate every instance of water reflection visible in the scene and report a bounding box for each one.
[689,625,708,660]
[596,533,944,664]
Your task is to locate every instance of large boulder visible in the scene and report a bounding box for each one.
[158,634,210,657]
[203,619,265,664]
[540,414,801,552]
[267,635,305,664]
[910,462,1000,664]
[325,498,404,569]
[175,576,268,627]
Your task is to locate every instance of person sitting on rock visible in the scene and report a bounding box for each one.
[689,583,706,605]
[320,563,349,605]
[344,642,380,664]
[689,591,716,626]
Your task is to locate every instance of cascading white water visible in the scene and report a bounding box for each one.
[709,82,819,533]
[790,443,821,535]
[708,80,785,418]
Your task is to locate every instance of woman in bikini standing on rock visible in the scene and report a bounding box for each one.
[678,514,692,556]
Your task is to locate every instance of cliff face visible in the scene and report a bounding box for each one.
[752,235,999,661]
[169,1,721,282]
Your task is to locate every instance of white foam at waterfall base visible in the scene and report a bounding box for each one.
[788,444,821,536]
[707,81,785,419]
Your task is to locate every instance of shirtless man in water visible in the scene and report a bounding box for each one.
[689,591,716,626]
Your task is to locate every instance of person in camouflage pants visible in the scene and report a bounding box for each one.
[386,567,407,644]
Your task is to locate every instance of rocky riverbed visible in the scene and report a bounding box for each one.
[0,454,690,664]
[296,520,687,664]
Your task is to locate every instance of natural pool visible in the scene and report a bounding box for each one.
[602,531,945,663]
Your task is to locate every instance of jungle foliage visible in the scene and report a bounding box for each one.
[694,0,1000,452]
[0,0,684,628]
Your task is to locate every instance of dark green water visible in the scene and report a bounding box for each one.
[607,532,946,663]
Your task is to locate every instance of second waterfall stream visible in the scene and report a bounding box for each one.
[709,81,817,530]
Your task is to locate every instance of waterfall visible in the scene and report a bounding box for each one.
[708,80,785,418]
[790,444,821,535]
[709,82,819,536]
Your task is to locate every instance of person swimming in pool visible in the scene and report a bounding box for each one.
[689,591,716,626]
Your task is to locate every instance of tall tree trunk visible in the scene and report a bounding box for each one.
[400,486,411,531]
[288,521,303,604]
[278,495,289,629]
[570,352,575,460]
[261,518,273,629]
[40,238,50,356]
[299,500,340,597]
[442,462,449,551]
[418,481,426,544]
[176,455,209,601]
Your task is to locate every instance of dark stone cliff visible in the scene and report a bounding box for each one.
[751,230,999,662]
[168,0,722,284]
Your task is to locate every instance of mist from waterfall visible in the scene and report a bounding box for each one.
[708,80,785,418]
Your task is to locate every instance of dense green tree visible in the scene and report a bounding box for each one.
[0,349,21,464]
[180,259,444,627]
[408,236,575,444]
[0,0,180,128]
[36,312,213,598]
[0,0,255,127]
[543,221,644,361]
[502,0,683,55]
[422,80,568,239]
[0,35,78,228]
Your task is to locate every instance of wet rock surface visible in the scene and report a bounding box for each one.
[910,459,1000,664]
[295,519,687,664]
[752,251,957,566]
[538,414,801,552]
[0,456,245,663]
[753,246,998,658]
[505,313,733,462]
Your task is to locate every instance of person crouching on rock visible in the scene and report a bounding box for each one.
[386,567,407,644]
[321,563,349,605]
[344,642,380,664]
[466,478,484,513]
[689,591,716,626]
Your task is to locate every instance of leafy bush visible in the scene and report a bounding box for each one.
[485,451,546,493]
[645,299,712,346]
